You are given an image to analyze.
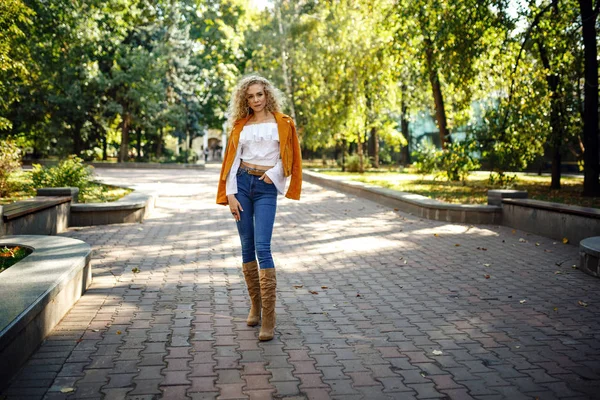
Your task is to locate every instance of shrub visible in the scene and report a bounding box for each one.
[439,141,480,182]
[345,154,361,172]
[32,155,94,193]
[0,140,22,197]
[488,171,518,187]
[412,140,441,175]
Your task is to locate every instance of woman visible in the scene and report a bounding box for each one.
[217,75,302,341]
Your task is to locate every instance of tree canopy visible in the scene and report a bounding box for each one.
[1,0,598,194]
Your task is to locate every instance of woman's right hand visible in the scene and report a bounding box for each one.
[228,195,243,222]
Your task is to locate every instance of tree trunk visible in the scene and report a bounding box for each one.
[72,122,84,155]
[371,127,379,168]
[357,131,364,173]
[136,129,142,161]
[102,135,108,161]
[579,0,600,196]
[400,98,410,166]
[341,139,346,172]
[424,39,449,149]
[119,111,131,162]
[536,37,562,189]
[156,127,164,159]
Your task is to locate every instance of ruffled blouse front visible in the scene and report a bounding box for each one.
[226,122,287,196]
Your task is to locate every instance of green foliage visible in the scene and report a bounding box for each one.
[0,245,32,272]
[0,140,22,196]
[412,141,441,176]
[488,171,518,187]
[3,0,248,160]
[345,154,361,173]
[0,0,34,131]
[439,141,481,182]
[412,140,479,182]
[31,156,93,193]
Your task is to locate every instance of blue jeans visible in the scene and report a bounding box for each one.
[234,168,278,269]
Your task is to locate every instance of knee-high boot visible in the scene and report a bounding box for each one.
[258,268,277,341]
[242,261,261,327]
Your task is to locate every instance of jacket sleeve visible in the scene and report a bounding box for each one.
[216,132,235,205]
[285,119,302,200]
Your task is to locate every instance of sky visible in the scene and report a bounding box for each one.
[249,0,272,10]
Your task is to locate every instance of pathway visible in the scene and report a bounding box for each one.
[2,166,599,400]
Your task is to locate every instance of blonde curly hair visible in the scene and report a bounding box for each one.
[227,74,284,125]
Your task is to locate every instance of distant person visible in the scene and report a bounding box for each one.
[204,147,209,162]
[216,75,302,341]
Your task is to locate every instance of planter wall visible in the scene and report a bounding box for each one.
[0,236,91,389]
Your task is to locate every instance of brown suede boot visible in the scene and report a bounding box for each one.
[258,268,277,341]
[242,261,261,326]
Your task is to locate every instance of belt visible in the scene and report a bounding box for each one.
[239,164,268,177]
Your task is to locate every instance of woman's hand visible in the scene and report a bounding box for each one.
[228,194,243,222]
[259,173,273,184]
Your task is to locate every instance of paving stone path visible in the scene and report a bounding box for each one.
[2,166,600,400]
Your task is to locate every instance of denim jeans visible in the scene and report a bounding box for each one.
[234,168,278,269]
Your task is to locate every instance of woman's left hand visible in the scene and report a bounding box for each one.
[259,173,273,184]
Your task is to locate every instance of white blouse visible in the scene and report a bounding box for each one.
[226,122,287,196]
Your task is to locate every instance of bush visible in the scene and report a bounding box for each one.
[32,155,94,193]
[0,140,22,197]
[439,141,480,182]
[488,171,518,187]
[412,140,480,182]
[412,141,441,175]
[345,154,361,172]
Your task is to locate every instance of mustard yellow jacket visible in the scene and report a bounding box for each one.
[216,112,302,205]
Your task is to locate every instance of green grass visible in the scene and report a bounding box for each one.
[0,245,32,273]
[312,168,600,209]
[0,170,132,205]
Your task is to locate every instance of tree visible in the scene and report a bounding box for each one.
[578,0,599,196]
[0,0,34,132]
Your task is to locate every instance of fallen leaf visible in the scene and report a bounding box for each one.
[420,371,428,377]
[116,330,122,335]
[572,265,578,269]
[477,247,488,251]
[484,274,491,279]
[403,260,408,264]
[512,230,516,234]
[356,293,361,297]
[455,244,461,247]
[535,243,540,246]
[434,234,440,237]
[60,388,75,393]
[131,267,140,274]
[309,291,318,295]
[519,238,527,243]
[92,329,99,332]
[432,350,443,355]
[515,345,521,349]
[483,263,491,267]
[578,301,588,307]
[520,300,527,304]
[321,286,328,289]
[553,307,558,312]
[562,237,569,244]
[394,208,399,211]
[554,271,562,275]
[293,285,303,289]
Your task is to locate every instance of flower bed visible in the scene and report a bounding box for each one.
[0,245,32,273]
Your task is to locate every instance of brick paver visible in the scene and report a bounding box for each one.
[2,166,600,399]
